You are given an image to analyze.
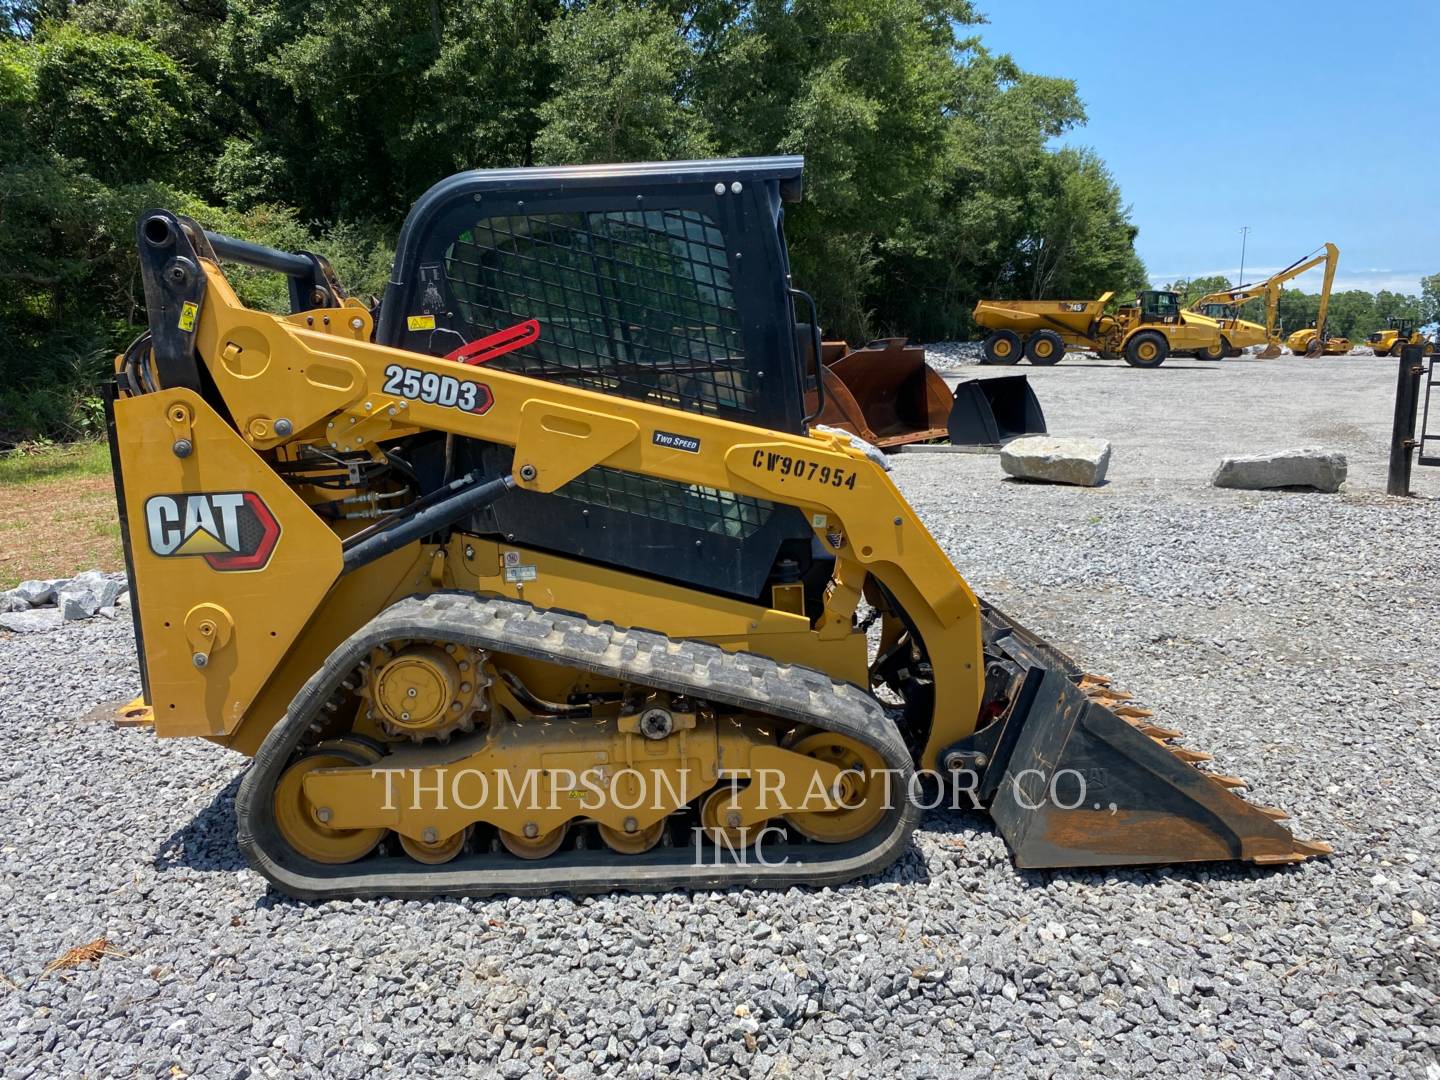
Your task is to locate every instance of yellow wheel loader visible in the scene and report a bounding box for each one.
[1367,317,1436,357]
[973,291,1226,368]
[106,158,1326,899]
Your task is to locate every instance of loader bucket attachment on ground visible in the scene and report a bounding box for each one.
[809,338,953,447]
[951,605,1331,869]
[946,375,1047,446]
[1257,342,1282,359]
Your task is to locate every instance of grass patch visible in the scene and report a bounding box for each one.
[0,441,110,486]
[0,441,122,588]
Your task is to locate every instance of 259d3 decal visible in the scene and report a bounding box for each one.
[144,492,280,571]
[382,363,493,414]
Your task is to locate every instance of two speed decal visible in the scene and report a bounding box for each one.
[382,364,493,414]
[752,449,858,489]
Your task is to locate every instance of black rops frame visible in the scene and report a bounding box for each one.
[376,158,827,603]
[377,156,808,432]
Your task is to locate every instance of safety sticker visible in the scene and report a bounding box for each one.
[178,301,199,332]
[407,314,437,331]
[653,430,701,453]
[504,565,537,584]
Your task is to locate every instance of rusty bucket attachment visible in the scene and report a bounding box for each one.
[1257,340,1282,359]
[808,338,954,448]
[946,375,1047,447]
[807,339,1047,450]
[945,605,1332,870]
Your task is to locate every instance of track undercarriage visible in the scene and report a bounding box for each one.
[239,594,920,898]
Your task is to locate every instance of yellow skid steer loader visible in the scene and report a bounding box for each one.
[106,157,1327,898]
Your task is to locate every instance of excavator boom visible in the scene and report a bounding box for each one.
[1189,243,1339,358]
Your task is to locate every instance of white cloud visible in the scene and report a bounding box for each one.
[1149,266,1425,294]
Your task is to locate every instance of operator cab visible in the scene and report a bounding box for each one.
[1136,290,1181,325]
[1198,302,1236,322]
[370,157,831,608]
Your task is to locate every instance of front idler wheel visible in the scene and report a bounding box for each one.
[783,734,891,843]
[273,747,386,865]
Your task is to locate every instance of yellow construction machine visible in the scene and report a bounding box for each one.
[105,158,1326,898]
[1190,243,1339,359]
[1367,317,1436,357]
[973,290,1227,367]
[1287,327,1351,356]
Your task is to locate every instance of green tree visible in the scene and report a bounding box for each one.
[1421,272,1440,326]
[1164,274,1232,305]
[0,0,1155,440]
[536,0,710,164]
[29,24,216,190]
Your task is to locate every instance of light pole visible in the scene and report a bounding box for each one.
[1237,225,1251,288]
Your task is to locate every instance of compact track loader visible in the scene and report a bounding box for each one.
[107,158,1327,899]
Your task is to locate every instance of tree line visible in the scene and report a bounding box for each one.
[1165,272,1440,344]
[1,0,1155,444]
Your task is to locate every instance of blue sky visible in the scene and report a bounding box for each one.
[974,0,1439,295]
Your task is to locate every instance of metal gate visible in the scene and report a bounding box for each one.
[1420,352,1439,467]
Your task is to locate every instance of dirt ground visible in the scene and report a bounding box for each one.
[0,442,123,588]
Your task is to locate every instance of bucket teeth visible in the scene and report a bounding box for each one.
[1078,673,1113,690]
[1169,747,1213,764]
[1252,839,1335,864]
[1210,774,1248,790]
[1137,722,1183,739]
[1112,705,1156,719]
[1254,805,1290,821]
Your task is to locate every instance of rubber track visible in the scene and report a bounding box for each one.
[236,593,920,899]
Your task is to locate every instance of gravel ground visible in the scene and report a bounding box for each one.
[2,355,1438,1078]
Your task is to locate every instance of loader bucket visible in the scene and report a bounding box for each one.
[946,375,1047,446]
[1257,343,1282,359]
[809,339,953,448]
[949,605,1331,869]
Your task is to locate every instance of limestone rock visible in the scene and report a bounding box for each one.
[0,608,64,633]
[1000,436,1111,487]
[1212,448,1347,493]
[58,588,101,620]
[12,578,66,606]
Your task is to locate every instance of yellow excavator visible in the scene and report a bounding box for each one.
[104,158,1327,898]
[1189,243,1339,359]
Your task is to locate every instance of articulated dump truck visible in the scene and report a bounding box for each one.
[974,291,1228,367]
[107,157,1327,898]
